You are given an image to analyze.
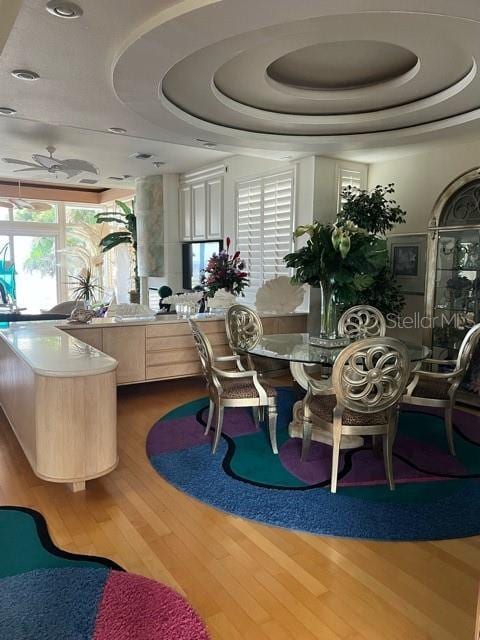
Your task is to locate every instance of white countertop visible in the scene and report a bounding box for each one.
[0,323,118,377]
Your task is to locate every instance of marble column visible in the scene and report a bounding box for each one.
[135,175,164,304]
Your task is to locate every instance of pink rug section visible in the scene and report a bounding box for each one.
[93,570,209,640]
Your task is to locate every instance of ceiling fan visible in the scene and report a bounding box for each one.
[0,181,53,213]
[1,145,99,180]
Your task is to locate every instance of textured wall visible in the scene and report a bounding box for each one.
[135,175,164,277]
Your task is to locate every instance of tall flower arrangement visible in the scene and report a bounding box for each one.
[202,237,249,298]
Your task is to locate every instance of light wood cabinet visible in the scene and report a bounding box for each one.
[102,326,146,384]
[58,314,307,386]
[62,327,103,351]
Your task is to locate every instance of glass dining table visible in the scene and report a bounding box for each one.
[246,333,431,448]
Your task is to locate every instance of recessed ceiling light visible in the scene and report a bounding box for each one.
[129,152,153,160]
[108,176,124,181]
[11,69,39,81]
[152,161,165,168]
[46,1,83,18]
[108,127,127,134]
[196,138,217,148]
[122,174,133,179]
[0,107,16,115]
[280,155,292,160]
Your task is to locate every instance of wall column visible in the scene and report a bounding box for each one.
[135,175,164,304]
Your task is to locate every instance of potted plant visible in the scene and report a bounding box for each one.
[67,268,103,307]
[201,237,249,299]
[95,200,139,303]
[284,183,406,339]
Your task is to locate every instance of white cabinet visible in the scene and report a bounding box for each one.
[206,177,223,239]
[179,168,224,241]
[192,182,207,239]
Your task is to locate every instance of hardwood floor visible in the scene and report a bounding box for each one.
[0,377,479,639]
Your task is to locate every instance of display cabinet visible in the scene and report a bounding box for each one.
[426,169,480,402]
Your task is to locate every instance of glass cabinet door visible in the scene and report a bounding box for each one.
[432,229,480,359]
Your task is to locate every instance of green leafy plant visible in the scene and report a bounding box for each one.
[67,268,103,304]
[284,221,387,306]
[338,183,407,235]
[95,200,138,297]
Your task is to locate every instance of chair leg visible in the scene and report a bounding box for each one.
[372,434,382,458]
[383,414,398,491]
[204,399,214,435]
[445,403,456,456]
[330,423,342,493]
[267,406,278,454]
[252,406,260,429]
[301,419,312,461]
[212,406,224,454]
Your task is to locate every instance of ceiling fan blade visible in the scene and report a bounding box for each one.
[32,154,62,170]
[31,202,53,212]
[13,167,46,173]
[10,198,34,210]
[61,159,99,175]
[59,168,81,179]
[2,158,39,168]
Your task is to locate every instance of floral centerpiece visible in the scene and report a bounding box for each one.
[284,183,406,341]
[202,237,249,298]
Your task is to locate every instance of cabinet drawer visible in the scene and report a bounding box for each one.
[146,349,199,367]
[146,362,202,380]
[146,323,192,338]
[147,332,227,352]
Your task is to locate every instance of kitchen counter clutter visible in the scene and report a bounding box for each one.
[0,312,307,492]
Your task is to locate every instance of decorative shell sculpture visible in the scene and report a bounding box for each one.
[208,290,237,310]
[105,302,155,319]
[255,276,305,313]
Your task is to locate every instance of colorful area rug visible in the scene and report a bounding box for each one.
[0,507,209,639]
[147,388,480,541]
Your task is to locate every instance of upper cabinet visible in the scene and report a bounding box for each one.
[180,166,224,241]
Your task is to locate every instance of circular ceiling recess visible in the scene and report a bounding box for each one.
[265,41,419,90]
[112,1,480,150]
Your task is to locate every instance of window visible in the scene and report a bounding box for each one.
[336,162,368,213]
[236,170,295,303]
[0,198,131,312]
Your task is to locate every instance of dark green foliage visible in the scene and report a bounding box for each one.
[352,267,405,317]
[338,183,407,235]
[284,183,407,316]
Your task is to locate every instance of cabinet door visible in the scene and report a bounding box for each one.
[192,183,206,239]
[102,326,146,384]
[61,328,103,351]
[206,177,223,239]
[179,185,192,241]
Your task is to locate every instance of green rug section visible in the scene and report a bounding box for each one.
[229,431,307,488]
[0,508,121,579]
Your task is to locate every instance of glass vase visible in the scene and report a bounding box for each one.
[319,280,337,339]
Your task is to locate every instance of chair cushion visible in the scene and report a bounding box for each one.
[309,395,388,426]
[221,380,277,399]
[411,377,451,399]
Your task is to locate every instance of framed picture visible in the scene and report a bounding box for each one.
[388,234,427,295]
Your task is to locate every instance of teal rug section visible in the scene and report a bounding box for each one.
[0,507,122,579]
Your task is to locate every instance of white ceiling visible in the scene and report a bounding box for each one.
[2,0,480,187]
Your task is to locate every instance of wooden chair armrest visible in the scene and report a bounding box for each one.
[423,358,457,366]
[214,355,245,371]
[415,368,463,380]
[212,367,256,379]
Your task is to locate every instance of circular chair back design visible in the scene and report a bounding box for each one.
[332,337,410,414]
[226,304,263,353]
[338,305,386,340]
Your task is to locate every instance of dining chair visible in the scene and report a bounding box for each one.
[189,318,278,454]
[301,337,410,492]
[225,304,288,377]
[402,323,480,455]
[225,304,262,370]
[338,305,386,339]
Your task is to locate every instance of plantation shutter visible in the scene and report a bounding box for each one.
[337,165,367,213]
[236,170,294,304]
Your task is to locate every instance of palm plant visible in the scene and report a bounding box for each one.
[95,200,139,300]
[67,268,103,305]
